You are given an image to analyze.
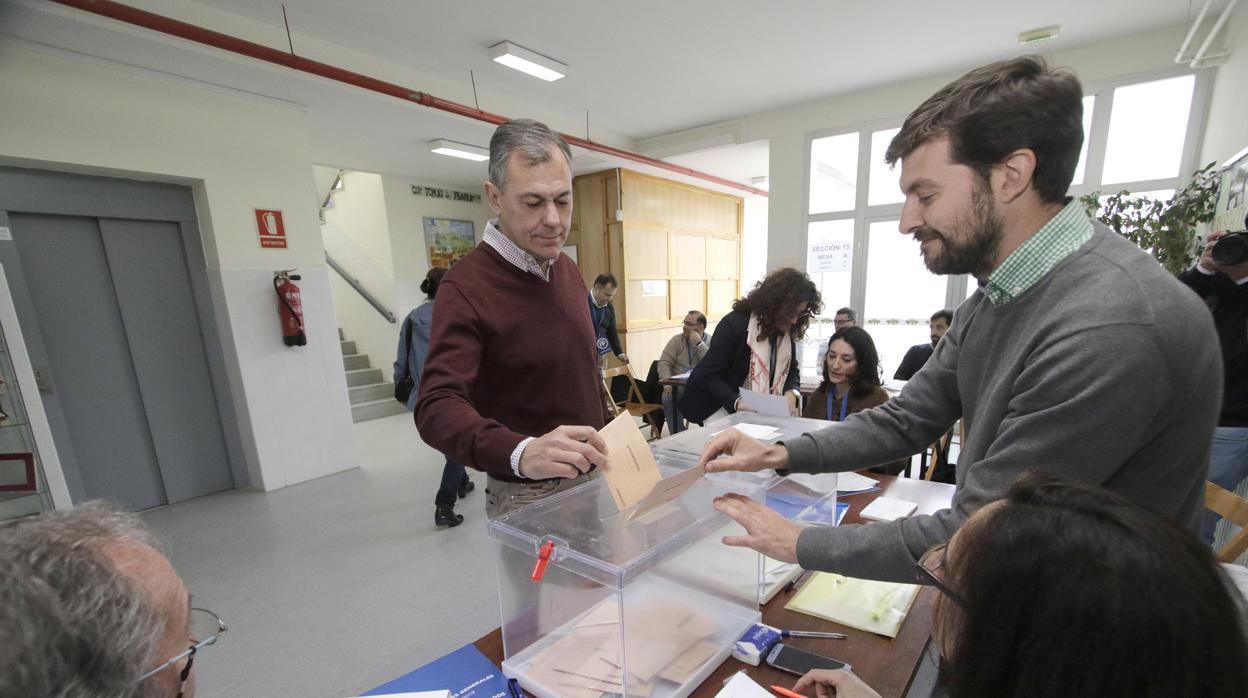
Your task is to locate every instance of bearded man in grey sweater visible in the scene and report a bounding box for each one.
[700,56,1221,584]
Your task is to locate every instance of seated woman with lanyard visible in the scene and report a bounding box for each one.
[786,473,1248,698]
[679,268,821,425]
[803,326,906,474]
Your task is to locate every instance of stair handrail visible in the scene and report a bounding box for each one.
[325,252,396,323]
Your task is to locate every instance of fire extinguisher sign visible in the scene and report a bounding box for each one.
[255,209,288,249]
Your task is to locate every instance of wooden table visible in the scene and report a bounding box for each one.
[474,474,956,698]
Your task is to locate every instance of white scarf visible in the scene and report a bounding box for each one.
[745,313,792,395]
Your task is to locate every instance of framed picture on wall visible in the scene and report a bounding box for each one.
[423,217,476,268]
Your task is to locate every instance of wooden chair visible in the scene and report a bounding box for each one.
[602,363,664,441]
[1205,481,1248,563]
[922,421,965,481]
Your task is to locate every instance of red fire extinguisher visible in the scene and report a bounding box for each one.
[274,269,307,346]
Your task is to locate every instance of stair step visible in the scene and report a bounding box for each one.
[340,340,357,355]
[351,397,408,423]
[349,381,393,404]
[345,367,383,387]
[343,353,370,371]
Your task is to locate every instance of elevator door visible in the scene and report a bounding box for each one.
[10,212,233,510]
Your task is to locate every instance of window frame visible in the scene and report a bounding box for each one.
[801,66,1212,323]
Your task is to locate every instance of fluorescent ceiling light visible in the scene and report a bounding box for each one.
[1017,25,1060,45]
[428,139,489,162]
[489,41,566,82]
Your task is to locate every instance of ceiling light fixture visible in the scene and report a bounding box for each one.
[428,139,489,162]
[489,41,566,82]
[1017,25,1060,46]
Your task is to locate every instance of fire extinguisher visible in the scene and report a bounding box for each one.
[274,269,307,346]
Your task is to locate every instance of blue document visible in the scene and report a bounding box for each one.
[363,643,508,698]
[766,492,849,525]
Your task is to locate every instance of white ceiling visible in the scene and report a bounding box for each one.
[0,0,1198,193]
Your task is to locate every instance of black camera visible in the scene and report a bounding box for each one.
[1211,214,1248,266]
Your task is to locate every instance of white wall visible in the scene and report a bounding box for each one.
[322,172,400,373]
[0,43,355,491]
[741,23,1198,270]
[1200,6,1248,169]
[320,173,493,376]
[380,175,494,314]
[742,194,768,292]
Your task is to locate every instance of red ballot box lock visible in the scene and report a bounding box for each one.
[531,540,555,582]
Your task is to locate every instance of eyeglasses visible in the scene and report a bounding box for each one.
[915,544,966,608]
[138,607,227,695]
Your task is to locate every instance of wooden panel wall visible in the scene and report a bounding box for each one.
[571,168,743,372]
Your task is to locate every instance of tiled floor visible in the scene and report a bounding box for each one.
[141,412,498,697]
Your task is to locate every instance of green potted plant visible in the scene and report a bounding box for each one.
[1080,162,1221,275]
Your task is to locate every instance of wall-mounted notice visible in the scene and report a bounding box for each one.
[411,185,482,203]
[254,209,288,249]
[807,232,852,273]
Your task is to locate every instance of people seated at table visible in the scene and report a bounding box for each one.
[832,306,856,331]
[787,473,1248,698]
[893,309,953,381]
[802,327,906,474]
[0,502,212,698]
[679,268,822,425]
[658,310,712,435]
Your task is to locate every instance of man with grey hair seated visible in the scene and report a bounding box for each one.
[0,503,224,697]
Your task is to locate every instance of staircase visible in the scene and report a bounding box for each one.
[340,328,407,423]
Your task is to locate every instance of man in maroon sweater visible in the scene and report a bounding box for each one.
[415,119,611,518]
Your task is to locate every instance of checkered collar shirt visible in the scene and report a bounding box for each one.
[984,198,1094,306]
[482,219,552,282]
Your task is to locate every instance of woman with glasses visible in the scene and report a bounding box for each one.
[679,268,822,425]
[802,327,906,475]
[789,473,1248,698]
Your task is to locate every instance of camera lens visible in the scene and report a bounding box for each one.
[1213,232,1248,266]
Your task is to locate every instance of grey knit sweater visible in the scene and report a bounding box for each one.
[788,225,1222,583]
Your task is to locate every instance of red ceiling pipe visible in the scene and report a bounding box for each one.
[50,0,769,197]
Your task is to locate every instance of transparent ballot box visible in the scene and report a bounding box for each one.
[488,459,764,698]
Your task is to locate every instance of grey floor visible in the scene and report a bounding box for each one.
[141,412,497,698]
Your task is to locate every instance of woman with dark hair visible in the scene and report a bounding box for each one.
[395,266,473,528]
[803,327,905,474]
[679,268,822,425]
[791,473,1248,698]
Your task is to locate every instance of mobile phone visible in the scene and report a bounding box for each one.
[765,643,851,676]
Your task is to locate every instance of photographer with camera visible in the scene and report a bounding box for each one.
[1179,224,1248,545]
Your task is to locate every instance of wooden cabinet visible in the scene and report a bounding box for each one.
[570,169,743,370]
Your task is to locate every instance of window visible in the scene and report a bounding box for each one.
[804,69,1207,368]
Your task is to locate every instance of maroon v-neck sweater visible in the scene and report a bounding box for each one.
[415,243,611,481]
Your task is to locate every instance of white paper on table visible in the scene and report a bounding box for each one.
[671,370,692,380]
[836,471,881,494]
[859,496,917,521]
[786,472,839,494]
[738,388,789,417]
[882,378,907,395]
[714,671,774,698]
[713,422,782,442]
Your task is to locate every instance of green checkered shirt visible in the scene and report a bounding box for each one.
[984,199,1094,306]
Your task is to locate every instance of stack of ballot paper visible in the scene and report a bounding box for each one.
[712,422,782,441]
[785,572,920,638]
[523,599,724,698]
[833,471,881,495]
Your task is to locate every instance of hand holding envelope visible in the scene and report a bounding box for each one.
[598,413,706,519]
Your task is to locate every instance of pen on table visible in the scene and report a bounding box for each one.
[770,684,807,698]
[780,629,847,640]
[508,678,525,698]
[784,570,811,591]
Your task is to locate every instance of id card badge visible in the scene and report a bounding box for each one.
[596,336,612,355]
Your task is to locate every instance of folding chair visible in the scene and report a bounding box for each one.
[602,363,664,441]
